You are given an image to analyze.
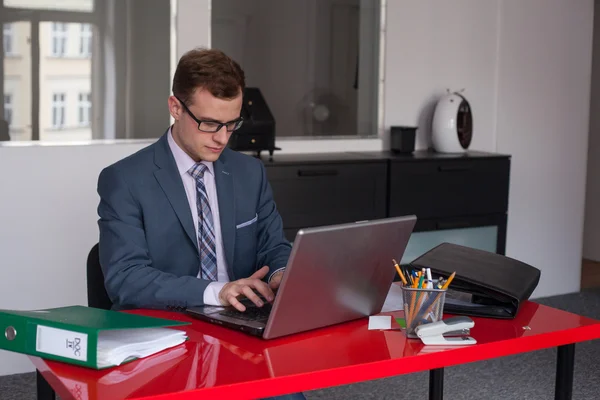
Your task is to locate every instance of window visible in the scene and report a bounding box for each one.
[52,93,66,128]
[78,93,91,126]
[3,24,14,56]
[79,24,92,57]
[3,94,12,125]
[211,0,382,138]
[51,23,68,57]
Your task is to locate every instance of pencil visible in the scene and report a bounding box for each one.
[392,259,407,285]
[441,272,456,290]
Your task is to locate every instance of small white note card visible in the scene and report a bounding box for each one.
[368,316,391,330]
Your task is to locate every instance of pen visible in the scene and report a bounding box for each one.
[441,272,456,290]
[392,259,407,285]
[426,268,433,289]
[404,267,413,286]
[417,272,425,289]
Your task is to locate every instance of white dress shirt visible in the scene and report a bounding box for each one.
[167,129,228,305]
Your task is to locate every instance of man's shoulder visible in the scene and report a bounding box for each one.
[102,139,161,177]
[97,138,165,194]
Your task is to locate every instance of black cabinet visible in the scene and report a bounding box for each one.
[388,158,509,219]
[264,153,387,242]
[261,150,511,255]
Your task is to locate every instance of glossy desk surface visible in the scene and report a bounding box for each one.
[31,301,600,400]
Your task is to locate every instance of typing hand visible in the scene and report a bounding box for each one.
[218,266,274,312]
[269,270,285,291]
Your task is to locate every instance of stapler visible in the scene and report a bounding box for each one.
[414,316,477,346]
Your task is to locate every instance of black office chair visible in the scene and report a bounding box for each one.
[86,243,113,310]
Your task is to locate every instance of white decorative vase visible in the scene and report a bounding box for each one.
[431,92,473,153]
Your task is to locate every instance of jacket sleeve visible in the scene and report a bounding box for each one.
[97,166,210,309]
[254,161,292,279]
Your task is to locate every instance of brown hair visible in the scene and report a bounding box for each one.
[172,47,245,105]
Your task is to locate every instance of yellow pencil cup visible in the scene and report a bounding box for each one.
[400,286,447,338]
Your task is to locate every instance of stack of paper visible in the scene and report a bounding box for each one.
[97,328,187,368]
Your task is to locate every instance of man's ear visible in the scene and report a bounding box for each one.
[168,96,182,121]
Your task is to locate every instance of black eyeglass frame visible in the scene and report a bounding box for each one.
[175,96,244,133]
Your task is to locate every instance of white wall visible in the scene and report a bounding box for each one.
[0,0,594,376]
[495,0,593,297]
[384,0,593,298]
[0,141,152,375]
[584,0,600,262]
[384,0,499,152]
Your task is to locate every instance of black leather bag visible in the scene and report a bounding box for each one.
[410,243,541,319]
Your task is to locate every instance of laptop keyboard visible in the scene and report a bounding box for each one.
[219,303,272,322]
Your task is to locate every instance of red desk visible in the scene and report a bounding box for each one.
[31,301,600,400]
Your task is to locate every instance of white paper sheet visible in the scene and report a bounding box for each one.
[368,315,391,330]
[381,283,405,312]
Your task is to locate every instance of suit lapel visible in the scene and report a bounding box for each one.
[153,134,198,251]
[214,153,236,278]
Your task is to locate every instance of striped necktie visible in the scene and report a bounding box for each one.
[188,163,217,281]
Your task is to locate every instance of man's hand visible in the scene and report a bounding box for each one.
[218,266,275,312]
[269,270,284,291]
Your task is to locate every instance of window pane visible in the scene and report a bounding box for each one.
[77,91,90,126]
[211,0,381,138]
[3,21,32,141]
[40,22,93,141]
[3,23,14,56]
[4,0,94,12]
[79,24,92,57]
[50,23,68,57]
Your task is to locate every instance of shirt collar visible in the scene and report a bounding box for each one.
[167,127,214,177]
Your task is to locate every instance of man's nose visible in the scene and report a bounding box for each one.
[213,126,229,144]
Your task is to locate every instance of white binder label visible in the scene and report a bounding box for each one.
[36,325,88,362]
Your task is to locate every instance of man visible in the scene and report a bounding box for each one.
[97,48,305,400]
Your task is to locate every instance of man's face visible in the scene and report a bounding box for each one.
[168,88,243,162]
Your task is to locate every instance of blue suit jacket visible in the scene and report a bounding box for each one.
[97,133,291,310]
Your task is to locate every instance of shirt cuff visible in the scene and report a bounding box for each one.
[268,267,286,283]
[203,282,228,306]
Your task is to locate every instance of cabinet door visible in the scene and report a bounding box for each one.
[266,162,387,231]
[389,158,510,219]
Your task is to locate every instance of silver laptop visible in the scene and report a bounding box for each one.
[186,215,416,339]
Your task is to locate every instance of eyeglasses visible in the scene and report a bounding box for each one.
[176,96,244,133]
